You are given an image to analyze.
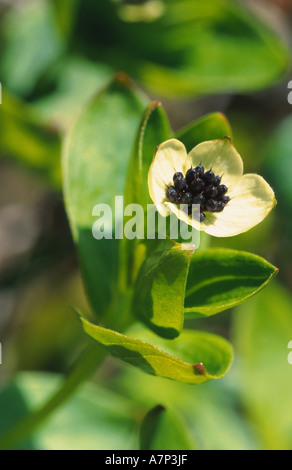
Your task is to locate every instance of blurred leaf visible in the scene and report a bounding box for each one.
[185,249,278,318]
[233,283,292,450]
[50,0,79,39]
[0,381,35,450]
[8,271,88,371]
[75,0,289,97]
[115,363,259,450]
[133,0,290,97]
[140,404,196,450]
[263,114,292,210]
[0,0,63,97]
[33,57,114,131]
[80,318,234,384]
[2,0,288,99]
[63,74,146,317]
[0,373,139,450]
[176,112,232,152]
[0,91,61,187]
[133,240,193,338]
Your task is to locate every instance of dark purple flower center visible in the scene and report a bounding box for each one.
[166,165,230,222]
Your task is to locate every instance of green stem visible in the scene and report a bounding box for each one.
[0,252,135,450]
[0,342,105,450]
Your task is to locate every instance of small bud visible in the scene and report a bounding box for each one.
[202,170,215,185]
[173,172,184,183]
[181,192,193,204]
[192,194,205,205]
[204,199,218,212]
[217,185,228,198]
[215,201,225,212]
[204,185,218,198]
[214,175,221,187]
[194,165,204,178]
[186,168,197,185]
[166,186,180,203]
[174,176,188,192]
[190,178,205,194]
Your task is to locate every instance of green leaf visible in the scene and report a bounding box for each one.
[0,91,61,188]
[80,317,234,384]
[140,405,196,450]
[49,0,79,40]
[133,0,289,97]
[72,0,289,98]
[121,101,171,290]
[263,114,292,210]
[0,0,63,97]
[185,248,278,318]
[32,57,113,132]
[125,101,172,209]
[117,358,260,450]
[63,74,146,316]
[233,283,292,450]
[0,372,139,450]
[175,112,232,153]
[133,239,194,339]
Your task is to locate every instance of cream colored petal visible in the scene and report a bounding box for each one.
[148,139,191,217]
[203,174,276,237]
[188,137,243,189]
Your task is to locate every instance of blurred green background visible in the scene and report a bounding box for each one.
[0,0,292,450]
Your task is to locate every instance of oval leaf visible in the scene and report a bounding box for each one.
[0,0,63,96]
[139,405,196,450]
[233,283,292,450]
[175,112,232,153]
[133,239,194,339]
[185,248,278,318]
[63,74,146,316]
[122,101,172,289]
[125,101,172,209]
[80,317,234,384]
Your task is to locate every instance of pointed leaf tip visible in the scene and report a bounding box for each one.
[193,363,206,376]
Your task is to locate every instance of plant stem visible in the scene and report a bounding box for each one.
[0,342,105,450]
[0,271,134,449]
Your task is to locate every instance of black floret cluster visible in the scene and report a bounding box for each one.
[166,165,230,222]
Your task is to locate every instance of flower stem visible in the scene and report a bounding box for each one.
[0,342,105,450]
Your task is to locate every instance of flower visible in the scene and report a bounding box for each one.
[148,137,276,237]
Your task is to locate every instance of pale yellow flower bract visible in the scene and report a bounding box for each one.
[148,137,276,237]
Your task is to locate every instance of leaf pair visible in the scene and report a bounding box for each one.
[126,94,278,339]
[80,318,233,385]
[63,75,278,384]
